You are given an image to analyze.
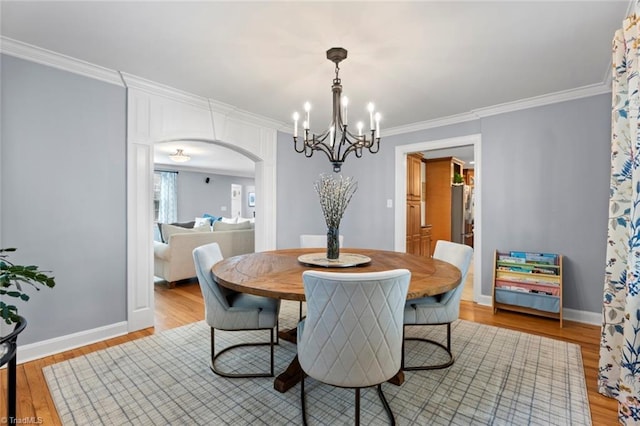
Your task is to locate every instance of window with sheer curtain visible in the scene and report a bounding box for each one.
[154,171,177,224]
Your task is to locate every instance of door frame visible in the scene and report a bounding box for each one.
[394,134,484,304]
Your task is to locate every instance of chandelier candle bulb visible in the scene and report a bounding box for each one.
[293,112,299,137]
[375,112,381,138]
[304,102,311,130]
[367,103,375,129]
[357,121,363,136]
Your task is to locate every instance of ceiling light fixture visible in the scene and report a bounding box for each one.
[169,149,191,163]
[292,47,381,173]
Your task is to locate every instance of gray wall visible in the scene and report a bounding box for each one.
[276,131,335,248]
[1,55,127,344]
[479,96,610,313]
[276,95,610,314]
[164,170,255,221]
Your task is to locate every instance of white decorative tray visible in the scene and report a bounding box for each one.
[297,253,372,268]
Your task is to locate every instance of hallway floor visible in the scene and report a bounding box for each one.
[461,253,474,301]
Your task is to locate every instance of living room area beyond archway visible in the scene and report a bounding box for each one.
[151,139,258,290]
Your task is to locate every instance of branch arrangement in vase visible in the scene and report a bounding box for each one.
[314,174,358,229]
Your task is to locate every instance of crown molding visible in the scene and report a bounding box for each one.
[0,36,123,87]
[472,82,610,118]
[383,112,479,137]
[385,81,611,137]
[121,72,211,110]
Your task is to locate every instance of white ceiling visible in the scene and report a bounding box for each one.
[154,141,255,177]
[0,1,630,173]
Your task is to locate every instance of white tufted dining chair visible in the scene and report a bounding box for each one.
[193,242,280,378]
[402,240,473,370]
[297,269,410,425]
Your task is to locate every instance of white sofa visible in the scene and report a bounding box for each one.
[154,223,254,287]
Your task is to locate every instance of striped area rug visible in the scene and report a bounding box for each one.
[43,301,590,425]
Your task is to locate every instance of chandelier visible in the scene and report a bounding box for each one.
[169,149,191,163]
[293,47,381,173]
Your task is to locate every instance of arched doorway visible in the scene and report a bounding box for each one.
[125,84,278,332]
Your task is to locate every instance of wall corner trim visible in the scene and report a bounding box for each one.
[15,321,129,364]
[0,36,124,87]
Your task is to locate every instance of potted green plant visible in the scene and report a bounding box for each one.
[0,248,55,324]
[453,172,464,185]
[0,248,55,421]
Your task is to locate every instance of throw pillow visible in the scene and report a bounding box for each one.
[220,216,238,224]
[203,213,222,223]
[193,224,212,232]
[171,221,195,228]
[194,217,212,227]
[212,220,252,231]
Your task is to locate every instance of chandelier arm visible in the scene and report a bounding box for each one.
[304,133,319,158]
[368,131,381,154]
[293,136,308,154]
[338,142,363,163]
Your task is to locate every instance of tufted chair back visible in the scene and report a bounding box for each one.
[193,243,238,329]
[431,240,474,316]
[298,269,410,388]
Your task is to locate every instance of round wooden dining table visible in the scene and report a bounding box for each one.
[211,247,462,393]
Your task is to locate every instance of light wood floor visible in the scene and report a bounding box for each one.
[1,281,617,425]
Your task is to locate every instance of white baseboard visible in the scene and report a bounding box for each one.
[563,308,601,326]
[476,294,493,307]
[473,295,600,326]
[16,321,129,364]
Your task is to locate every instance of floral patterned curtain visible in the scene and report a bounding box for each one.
[599,11,640,423]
